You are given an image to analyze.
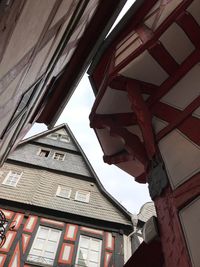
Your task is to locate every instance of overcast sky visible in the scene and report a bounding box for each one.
[27,0,151,214]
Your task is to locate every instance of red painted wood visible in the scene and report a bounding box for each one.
[8,242,20,267]
[127,80,155,159]
[64,224,78,241]
[148,42,179,75]
[147,49,200,106]
[152,101,200,145]
[173,172,200,209]
[155,187,191,267]
[124,240,163,267]
[58,243,74,264]
[176,11,200,49]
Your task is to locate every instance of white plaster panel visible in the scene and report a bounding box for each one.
[126,125,143,142]
[62,245,71,260]
[161,65,200,110]
[0,0,56,78]
[193,107,200,119]
[156,0,183,28]
[160,23,194,64]
[152,116,168,134]
[116,32,139,56]
[158,130,200,189]
[96,128,125,156]
[115,39,142,66]
[11,254,18,267]
[187,0,200,26]
[106,233,113,249]
[144,1,160,29]
[1,232,13,250]
[67,225,76,238]
[119,51,168,85]
[117,158,145,178]
[96,87,132,114]
[25,216,35,230]
[179,197,200,267]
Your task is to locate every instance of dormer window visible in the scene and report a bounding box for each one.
[2,171,22,187]
[56,185,71,199]
[38,149,50,157]
[48,133,70,143]
[75,191,90,203]
[60,135,70,143]
[48,133,59,140]
[53,152,65,161]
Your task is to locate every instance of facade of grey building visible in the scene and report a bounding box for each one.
[0,124,132,267]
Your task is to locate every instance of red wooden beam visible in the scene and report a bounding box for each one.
[127,80,155,159]
[155,187,191,267]
[90,113,137,128]
[152,97,200,145]
[173,172,200,209]
[147,49,200,106]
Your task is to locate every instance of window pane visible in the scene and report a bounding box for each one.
[28,226,61,266]
[46,241,57,252]
[89,251,99,262]
[80,236,90,248]
[91,240,101,251]
[49,229,60,241]
[76,236,102,267]
[38,227,49,239]
[89,262,98,267]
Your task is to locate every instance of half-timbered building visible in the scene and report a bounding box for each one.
[0,124,132,266]
[88,0,200,266]
[0,0,126,165]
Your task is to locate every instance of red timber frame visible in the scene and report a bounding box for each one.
[89,0,200,266]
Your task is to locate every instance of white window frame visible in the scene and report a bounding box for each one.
[37,148,51,158]
[75,235,102,267]
[27,226,61,266]
[48,133,59,140]
[2,171,22,187]
[53,152,65,161]
[75,190,90,203]
[56,185,71,199]
[60,135,70,143]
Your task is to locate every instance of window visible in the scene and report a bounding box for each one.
[48,133,59,140]
[53,152,65,161]
[38,149,50,157]
[75,191,90,203]
[2,171,22,187]
[27,226,61,266]
[47,133,70,143]
[60,135,70,143]
[76,235,102,267]
[56,185,71,199]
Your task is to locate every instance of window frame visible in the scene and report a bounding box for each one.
[53,152,65,161]
[48,133,59,140]
[56,185,72,199]
[37,148,51,158]
[27,225,61,266]
[75,235,102,267]
[59,135,70,143]
[75,190,90,203]
[2,171,22,187]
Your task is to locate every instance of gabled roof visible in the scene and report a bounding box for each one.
[6,124,132,228]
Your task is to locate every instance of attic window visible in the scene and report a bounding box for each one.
[48,133,59,140]
[53,152,65,161]
[56,185,71,199]
[38,149,50,157]
[75,190,90,203]
[60,135,70,143]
